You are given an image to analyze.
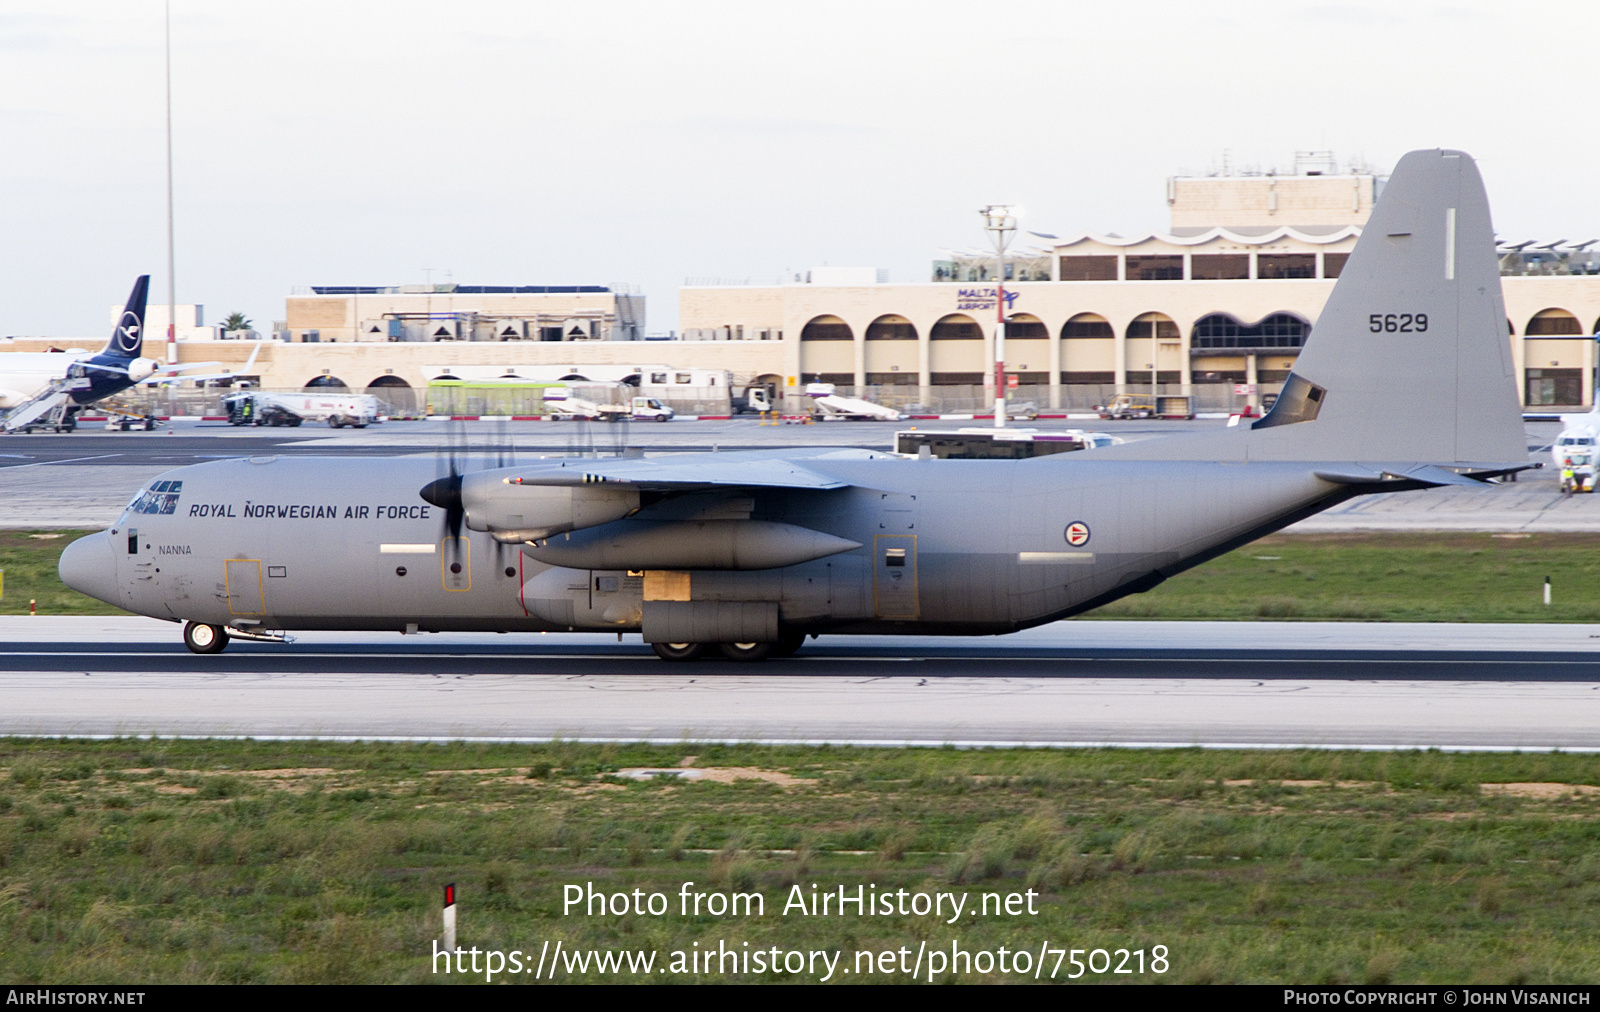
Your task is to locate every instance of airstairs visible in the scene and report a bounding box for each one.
[2,381,77,433]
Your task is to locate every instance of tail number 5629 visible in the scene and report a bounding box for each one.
[1370,313,1428,333]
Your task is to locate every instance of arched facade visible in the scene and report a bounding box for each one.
[1191,312,1309,349]
[1061,313,1115,386]
[800,315,853,340]
[367,373,415,412]
[1123,313,1182,392]
[929,313,985,384]
[1003,313,1048,339]
[864,314,917,340]
[305,375,347,388]
[1001,313,1051,386]
[799,315,855,387]
[930,314,982,340]
[1062,313,1114,340]
[1526,308,1582,335]
[864,315,918,381]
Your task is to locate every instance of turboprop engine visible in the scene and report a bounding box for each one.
[419,468,640,542]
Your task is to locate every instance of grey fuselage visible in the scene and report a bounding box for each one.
[64,452,1356,637]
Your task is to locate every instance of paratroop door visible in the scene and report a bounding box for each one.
[225,559,264,615]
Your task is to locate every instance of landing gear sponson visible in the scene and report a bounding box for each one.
[650,633,806,662]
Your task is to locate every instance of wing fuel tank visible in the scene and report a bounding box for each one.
[524,520,861,571]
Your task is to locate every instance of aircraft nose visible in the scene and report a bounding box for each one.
[58,531,120,606]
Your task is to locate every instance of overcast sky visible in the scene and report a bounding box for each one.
[2,1,1597,337]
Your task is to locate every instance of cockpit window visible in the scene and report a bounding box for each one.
[130,480,183,515]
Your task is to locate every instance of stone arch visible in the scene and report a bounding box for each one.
[1125,312,1180,341]
[864,314,917,340]
[800,315,853,341]
[305,374,347,388]
[1061,313,1113,339]
[1004,313,1047,339]
[1526,308,1582,336]
[368,374,415,413]
[930,314,982,340]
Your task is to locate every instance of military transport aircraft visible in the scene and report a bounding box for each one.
[60,149,1529,660]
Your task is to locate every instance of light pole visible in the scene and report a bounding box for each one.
[164,0,176,370]
[981,205,1017,429]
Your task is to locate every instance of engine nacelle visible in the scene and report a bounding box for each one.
[127,358,159,382]
[422,469,640,542]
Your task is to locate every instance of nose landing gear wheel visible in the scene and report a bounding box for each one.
[719,641,774,662]
[651,642,705,661]
[772,633,806,657]
[183,621,230,654]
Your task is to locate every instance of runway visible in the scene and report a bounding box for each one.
[5,618,1598,749]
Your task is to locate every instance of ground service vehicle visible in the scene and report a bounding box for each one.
[223,391,381,428]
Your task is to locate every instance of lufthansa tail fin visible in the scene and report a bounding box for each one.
[1108,149,1525,466]
[103,276,151,360]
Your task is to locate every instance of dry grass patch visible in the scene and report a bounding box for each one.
[1481,783,1600,799]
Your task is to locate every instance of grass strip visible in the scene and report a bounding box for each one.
[2,739,1600,983]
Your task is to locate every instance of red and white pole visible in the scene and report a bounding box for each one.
[442,882,456,951]
[994,273,1006,429]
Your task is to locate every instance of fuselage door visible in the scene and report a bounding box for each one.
[873,534,918,619]
[441,536,471,592]
[225,559,265,616]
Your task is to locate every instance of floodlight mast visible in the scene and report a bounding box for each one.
[981,206,1016,428]
[164,0,176,369]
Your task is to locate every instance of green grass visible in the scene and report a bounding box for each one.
[4,739,1600,983]
[0,530,127,616]
[1091,532,1600,622]
[9,529,1600,622]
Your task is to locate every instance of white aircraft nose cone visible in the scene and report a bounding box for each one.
[58,531,120,606]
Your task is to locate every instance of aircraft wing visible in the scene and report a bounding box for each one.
[140,341,264,385]
[505,449,876,491]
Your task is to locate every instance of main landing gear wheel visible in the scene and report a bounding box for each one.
[183,621,230,654]
[772,633,806,657]
[651,642,705,661]
[719,641,774,662]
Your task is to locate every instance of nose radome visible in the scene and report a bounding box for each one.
[58,531,119,607]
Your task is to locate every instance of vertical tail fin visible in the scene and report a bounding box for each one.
[1106,149,1526,465]
[103,275,150,360]
[1248,149,1523,463]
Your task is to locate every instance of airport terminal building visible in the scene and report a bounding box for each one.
[7,154,1598,414]
[681,155,1600,411]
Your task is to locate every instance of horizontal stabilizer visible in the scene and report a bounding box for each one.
[1314,464,1494,488]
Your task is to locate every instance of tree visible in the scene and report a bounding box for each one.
[222,312,252,332]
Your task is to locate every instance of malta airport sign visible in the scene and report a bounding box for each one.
[955,287,1021,312]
